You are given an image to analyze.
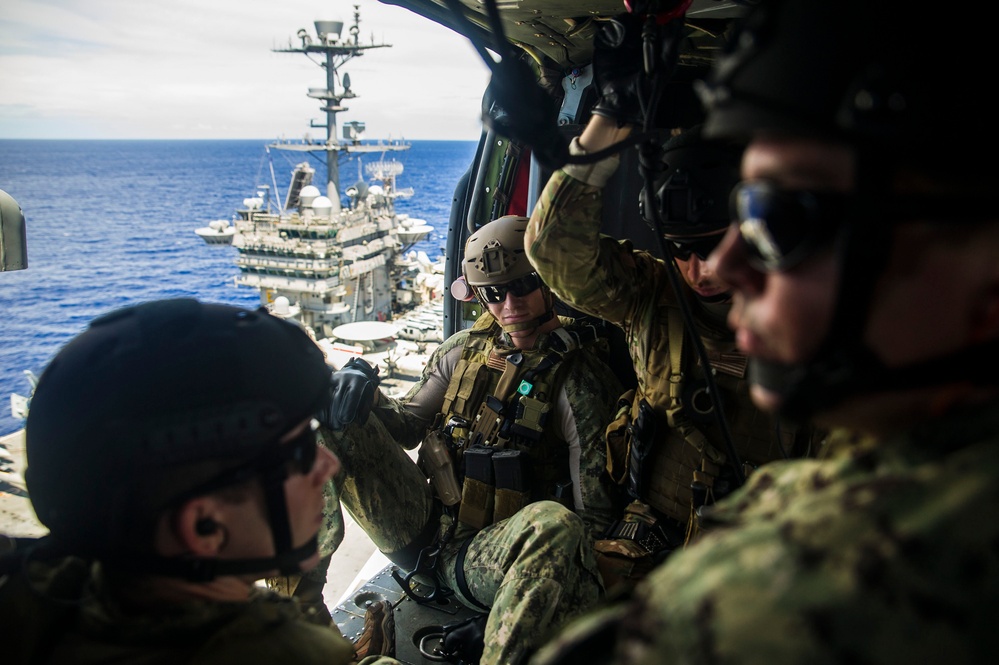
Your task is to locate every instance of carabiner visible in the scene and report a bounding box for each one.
[391,545,454,605]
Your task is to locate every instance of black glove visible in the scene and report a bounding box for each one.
[441,614,487,665]
[482,55,569,171]
[316,357,380,431]
[591,13,647,127]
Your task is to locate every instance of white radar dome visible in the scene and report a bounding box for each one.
[272,296,291,316]
[312,196,333,219]
[299,185,321,208]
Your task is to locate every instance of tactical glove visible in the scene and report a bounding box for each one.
[591,13,647,127]
[316,357,380,431]
[482,55,569,170]
[441,614,487,664]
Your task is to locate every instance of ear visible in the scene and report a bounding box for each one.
[173,497,227,556]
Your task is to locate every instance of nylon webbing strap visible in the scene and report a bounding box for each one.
[454,535,492,611]
[441,357,468,416]
[664,307,686,428]
[667,308,685,401]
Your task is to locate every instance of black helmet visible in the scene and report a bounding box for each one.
[697,0,999,419]
[656,125,742,240]
[25,299,329,576]
[698,0,993,173]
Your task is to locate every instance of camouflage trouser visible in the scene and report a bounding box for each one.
[323,415,604,665]
[439,503,604,665]
[322,414,435,556]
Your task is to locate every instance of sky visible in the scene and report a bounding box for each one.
[0,0,493,141]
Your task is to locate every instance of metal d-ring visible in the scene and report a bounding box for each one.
[418,630,450,661]
[390,544,454,605]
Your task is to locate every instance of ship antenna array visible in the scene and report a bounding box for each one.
[366,160,404,191]
[270,5,399,213]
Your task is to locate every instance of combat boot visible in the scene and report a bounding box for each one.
[353,599,396,659]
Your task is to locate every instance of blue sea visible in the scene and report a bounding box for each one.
[0,139,477,436]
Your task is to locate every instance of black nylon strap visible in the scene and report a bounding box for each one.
[454,535,492,611]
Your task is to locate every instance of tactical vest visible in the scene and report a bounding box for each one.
[438,316,600,529]
[605,305,809,529]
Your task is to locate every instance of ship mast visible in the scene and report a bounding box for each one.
[271,5,407,212]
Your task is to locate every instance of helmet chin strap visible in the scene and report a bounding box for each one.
[696,291,732,305]
[496,286,556,335]
[112,463,316,582]
[753,337,999,423]
[751,150,894,421]
[500,309,555,334]
[752,150,999,421]
[120,536,319,583]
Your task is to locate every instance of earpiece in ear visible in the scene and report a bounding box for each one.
[195,518,217,536]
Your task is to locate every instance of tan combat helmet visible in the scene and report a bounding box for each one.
[462,215,534,286]
[462,215,553,333]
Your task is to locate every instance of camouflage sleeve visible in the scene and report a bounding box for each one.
[530,458,840,665]
[371,330,469,449]
[526,170,679,330]
[534,422,999,664]
[559,347,625,541]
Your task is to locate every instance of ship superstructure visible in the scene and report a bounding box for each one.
[228,7,433,340]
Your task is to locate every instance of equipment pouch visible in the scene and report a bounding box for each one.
[471,397,505,447]
[458,445,495,529]
[626,400,657,500]
[492,449,529,522]
[604,389,636,485]
[510,395,549,441]
[593,500,679,593]
[417,429,462,507]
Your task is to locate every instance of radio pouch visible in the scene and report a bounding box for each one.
[604,389,636,486]
[492,449,529,523]
[458,445,495,529]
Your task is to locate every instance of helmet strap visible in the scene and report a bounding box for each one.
[258,465,300,575]
[759,148,949,420]
[109,464,313,582]
[115,535,319,583]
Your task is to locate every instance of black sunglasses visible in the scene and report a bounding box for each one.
[272,419,320,476]
[730,180,845,272]
[730,180,997,272]
[668,234,724,261]
[474,272,543,304]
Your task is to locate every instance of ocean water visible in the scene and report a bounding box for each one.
[0,138,477,436]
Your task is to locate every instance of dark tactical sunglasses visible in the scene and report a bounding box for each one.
[474,272,544,304]
[273,419,321,476]
[730,180,997,272]
[730,180,845,272]
[668,234,724,261]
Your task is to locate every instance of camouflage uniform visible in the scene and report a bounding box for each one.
[526,169,816,581]
[530,400,999,663]
[0,555,399,665]
[323,311,624,665]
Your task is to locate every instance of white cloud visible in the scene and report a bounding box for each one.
[0,0,492,140]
